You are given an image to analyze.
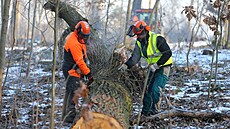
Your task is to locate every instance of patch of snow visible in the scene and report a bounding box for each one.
[170,91,185,99]
[211,107,230,113]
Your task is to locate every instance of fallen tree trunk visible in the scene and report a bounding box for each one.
[145,107,230,120]
[43,0,85,31]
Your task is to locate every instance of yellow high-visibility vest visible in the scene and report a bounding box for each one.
[136,31,173,66]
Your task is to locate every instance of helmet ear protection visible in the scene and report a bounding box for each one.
[76,24,82,33]
[145,25,150,31]
[75,21,90,36]
[139,24,144,30]
[138,21,150,31]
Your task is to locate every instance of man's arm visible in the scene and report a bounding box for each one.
[125,43,141,68]
[156,36,172,66]
[70,43,90,75]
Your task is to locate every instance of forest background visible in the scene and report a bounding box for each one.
[0,0,230,129]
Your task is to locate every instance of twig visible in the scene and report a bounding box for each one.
[136,68,151,126]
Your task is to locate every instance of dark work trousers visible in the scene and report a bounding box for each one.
[62,76,80,123]
[142,66,170,115]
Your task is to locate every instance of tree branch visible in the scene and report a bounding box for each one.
[43,0,85,31]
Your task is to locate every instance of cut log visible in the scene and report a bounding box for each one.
[71,112,123,129]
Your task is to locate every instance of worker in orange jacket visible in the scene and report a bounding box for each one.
[62,21,94,123]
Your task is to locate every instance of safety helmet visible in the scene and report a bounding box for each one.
[75,21,90,36]
[127,20,150,37]
[75,21,90,44]
[132,15,139,23]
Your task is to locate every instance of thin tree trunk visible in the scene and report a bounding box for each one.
[50,0,60,128]
[104,0,110,38]
[0,0,12,117]
[186,0,195,72]
[35,82,39,129]
[149,0,160,31]
[38,0,44,44]
[3,0,17,88]
[123,0,132,46]
[208,3,222,98]
[186,1,205,73]
[26,0,31,51]
[15,0,20,43]
[225,20,230,49]
[1,0,4,21]
[214,3,225,89]
[26,0,37,78]
[225,0,230,49]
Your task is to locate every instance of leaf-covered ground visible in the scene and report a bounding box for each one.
[1,42,230,129]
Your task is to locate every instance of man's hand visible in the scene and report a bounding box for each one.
[150,63,159,72]
[118,64,128,71]
[85,72,94,86]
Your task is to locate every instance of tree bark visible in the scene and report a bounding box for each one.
[149,0,160,31]
[0,0,12,116]
[123,0,132,46]
[71,80,132,129]
[43,0,85,31]
[225,19,230,49]
[50,0,60,128]
[43,1,131,128]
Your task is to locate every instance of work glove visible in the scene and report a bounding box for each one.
[85,72,94,86]
[150,63,159,72]
[118,64,128,71]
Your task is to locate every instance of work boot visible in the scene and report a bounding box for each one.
[141,110,158,117]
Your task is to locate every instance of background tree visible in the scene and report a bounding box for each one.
[0,0,12,116]
[0,0,230,128]
[50,0,59,128]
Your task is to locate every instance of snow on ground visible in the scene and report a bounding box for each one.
[1,40,230,128]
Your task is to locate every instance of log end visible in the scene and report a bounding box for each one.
[71,112,123,129]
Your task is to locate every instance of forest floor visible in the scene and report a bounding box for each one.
[1,41,230,129]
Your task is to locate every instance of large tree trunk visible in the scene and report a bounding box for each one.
[43,0,85,31]
[89,80,132,128]
[71,80,133,129]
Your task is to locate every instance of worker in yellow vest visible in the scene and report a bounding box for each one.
[119,20,172,116]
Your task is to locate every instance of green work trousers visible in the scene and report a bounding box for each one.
[142,66,170,115]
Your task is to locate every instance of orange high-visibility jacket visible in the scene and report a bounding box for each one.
[63,32,90,78]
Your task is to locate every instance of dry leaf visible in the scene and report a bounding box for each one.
[72,81,89,105]
[213,0,221,8]
[181,6,196,21]
[203,15,216,26]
